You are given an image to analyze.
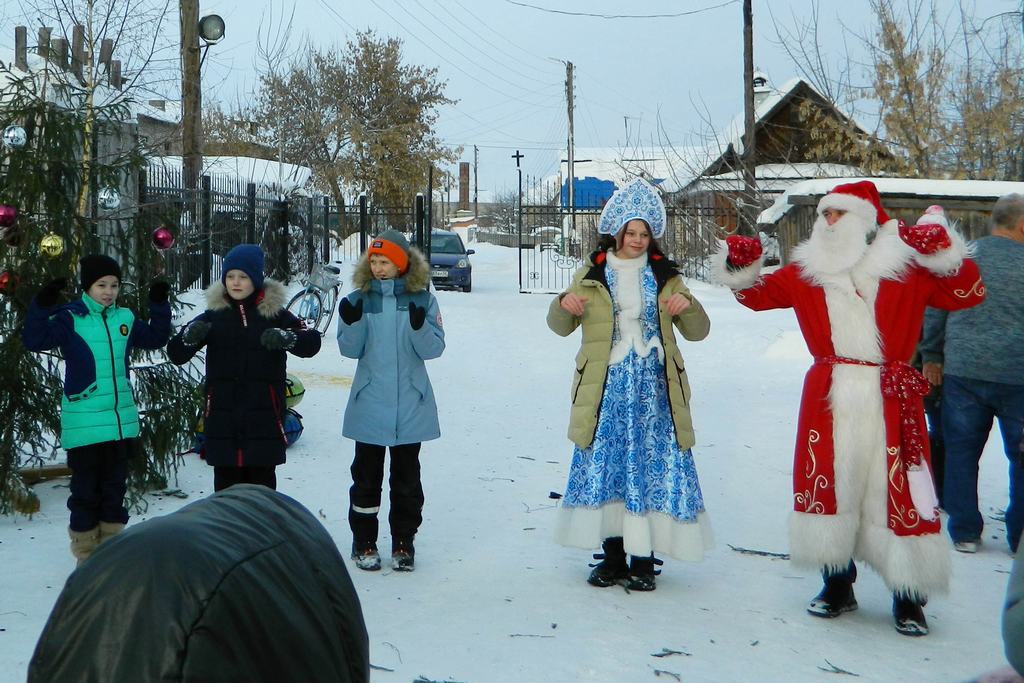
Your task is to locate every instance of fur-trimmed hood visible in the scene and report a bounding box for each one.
[351,246,431,292]
[204,278,288,317]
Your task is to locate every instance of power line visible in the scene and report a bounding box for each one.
[407,0,558,83]
[434,0,558,78]
[364,0,556,98]
[449,0,555,67]
[314,0,360,33]
[504,0,738,20]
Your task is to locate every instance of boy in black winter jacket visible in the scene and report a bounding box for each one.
[168,244,321,491]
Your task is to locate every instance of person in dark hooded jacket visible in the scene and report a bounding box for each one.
[28,484,370,683]
[168,244,321,491]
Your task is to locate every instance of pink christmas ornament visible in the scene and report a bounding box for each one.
[0,204,17,228]
[152,226,175,250]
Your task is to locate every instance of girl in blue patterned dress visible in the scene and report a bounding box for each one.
[547,178,712,591]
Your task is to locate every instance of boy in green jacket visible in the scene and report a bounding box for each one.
[22,255,171,564]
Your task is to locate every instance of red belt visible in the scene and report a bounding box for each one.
[814,355,930,467]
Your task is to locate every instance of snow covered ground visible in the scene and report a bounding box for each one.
[0,242,1015,682]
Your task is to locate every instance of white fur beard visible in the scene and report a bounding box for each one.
[796,213,874,275]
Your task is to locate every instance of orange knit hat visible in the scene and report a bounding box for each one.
[366,230,410,274]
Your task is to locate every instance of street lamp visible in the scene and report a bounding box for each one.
[198,14,225,44]
[181,3,225,191]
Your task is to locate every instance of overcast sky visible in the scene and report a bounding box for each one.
[2,0,1020,195]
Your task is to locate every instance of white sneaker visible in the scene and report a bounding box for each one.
[954,540,979,553]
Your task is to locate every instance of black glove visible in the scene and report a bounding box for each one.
[148,281,171,304]
[408,301,426,331]
[35,277,67,308]
[260,327,297,350]
[339,297,363,325]
[181,320,211,347]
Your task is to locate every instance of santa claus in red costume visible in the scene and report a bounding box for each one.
[714,180,985,636]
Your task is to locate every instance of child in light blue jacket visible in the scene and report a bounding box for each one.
[336,230,444,573]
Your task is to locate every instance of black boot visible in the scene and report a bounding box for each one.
[351,541,381,571]
[625,554,662,592]
[587,537,628,587]
[893,593,929,636]
[807,561,858,618]
[392,538,415,572]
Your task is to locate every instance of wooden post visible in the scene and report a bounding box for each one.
[99,38,114,70]
[52,38,69,69]
[71,24,85,81]
[740,0,758,236]
[180,0,202,191]
[110,60,122,89]
[14,26,28,71]
[37,27,51,59]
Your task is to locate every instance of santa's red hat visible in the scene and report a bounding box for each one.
[817,180,890,227]
[915,204,950,229]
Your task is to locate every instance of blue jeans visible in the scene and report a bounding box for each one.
[941,375,1024,552]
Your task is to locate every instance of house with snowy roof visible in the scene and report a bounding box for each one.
[760,176,1024,263]
[673,74,889,232]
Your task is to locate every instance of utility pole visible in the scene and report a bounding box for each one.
[180,0,201,191]
[473,144,479,221]
[565,60,575,233]
[513,150,525,291]
[740,0,757,236]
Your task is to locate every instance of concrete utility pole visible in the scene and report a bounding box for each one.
[180,0,201,191]
[473,144,479,220]
[740,0,757,235]
[565,60,575,232]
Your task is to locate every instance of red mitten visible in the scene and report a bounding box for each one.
[899,222,952,255]
[725,235,763,268]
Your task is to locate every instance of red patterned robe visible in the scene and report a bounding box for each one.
[718,222,984,597]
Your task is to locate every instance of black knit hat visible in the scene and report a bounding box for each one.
[79,254,122,291]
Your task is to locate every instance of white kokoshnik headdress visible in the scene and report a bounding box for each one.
[597,178,666,238]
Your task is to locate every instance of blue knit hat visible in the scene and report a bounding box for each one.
[222,244,265,291]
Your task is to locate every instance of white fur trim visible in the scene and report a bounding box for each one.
[607,252,663,364]
[554,502,713,562]
[205,278,288,316]
[709,239,764,290]
[817,191,880,227]
[908,464,939,521]
[788,269,950,596]
[912,225,970,276]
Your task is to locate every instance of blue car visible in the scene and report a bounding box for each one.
[427,230,474,292]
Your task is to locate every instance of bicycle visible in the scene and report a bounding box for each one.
[286,262,344,336]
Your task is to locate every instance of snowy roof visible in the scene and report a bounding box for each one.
[148,155,313,194]
[713,77,868,159]
[759,176,1024,224]
[133,100,181,124]
[1,48,178,124]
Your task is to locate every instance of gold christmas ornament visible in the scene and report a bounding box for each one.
[39,233,65,258]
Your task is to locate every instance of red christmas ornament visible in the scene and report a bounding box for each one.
[0,270,18,294]
[152,226,175,250]
[0,204,17,228]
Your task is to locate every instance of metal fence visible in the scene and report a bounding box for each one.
[139,168,430,290]
[511,204,730,293]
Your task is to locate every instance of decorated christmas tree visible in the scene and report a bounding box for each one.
[0,46,199,514]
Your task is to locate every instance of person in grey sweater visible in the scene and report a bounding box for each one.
[920,193,1024,555]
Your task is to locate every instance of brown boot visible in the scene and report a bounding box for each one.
[68,527,100,566]
[97,521,126,544]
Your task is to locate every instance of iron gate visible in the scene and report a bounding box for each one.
[517,205,730,293]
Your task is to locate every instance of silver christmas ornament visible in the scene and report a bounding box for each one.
[2,125,27,150]
[97,186,121,211]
